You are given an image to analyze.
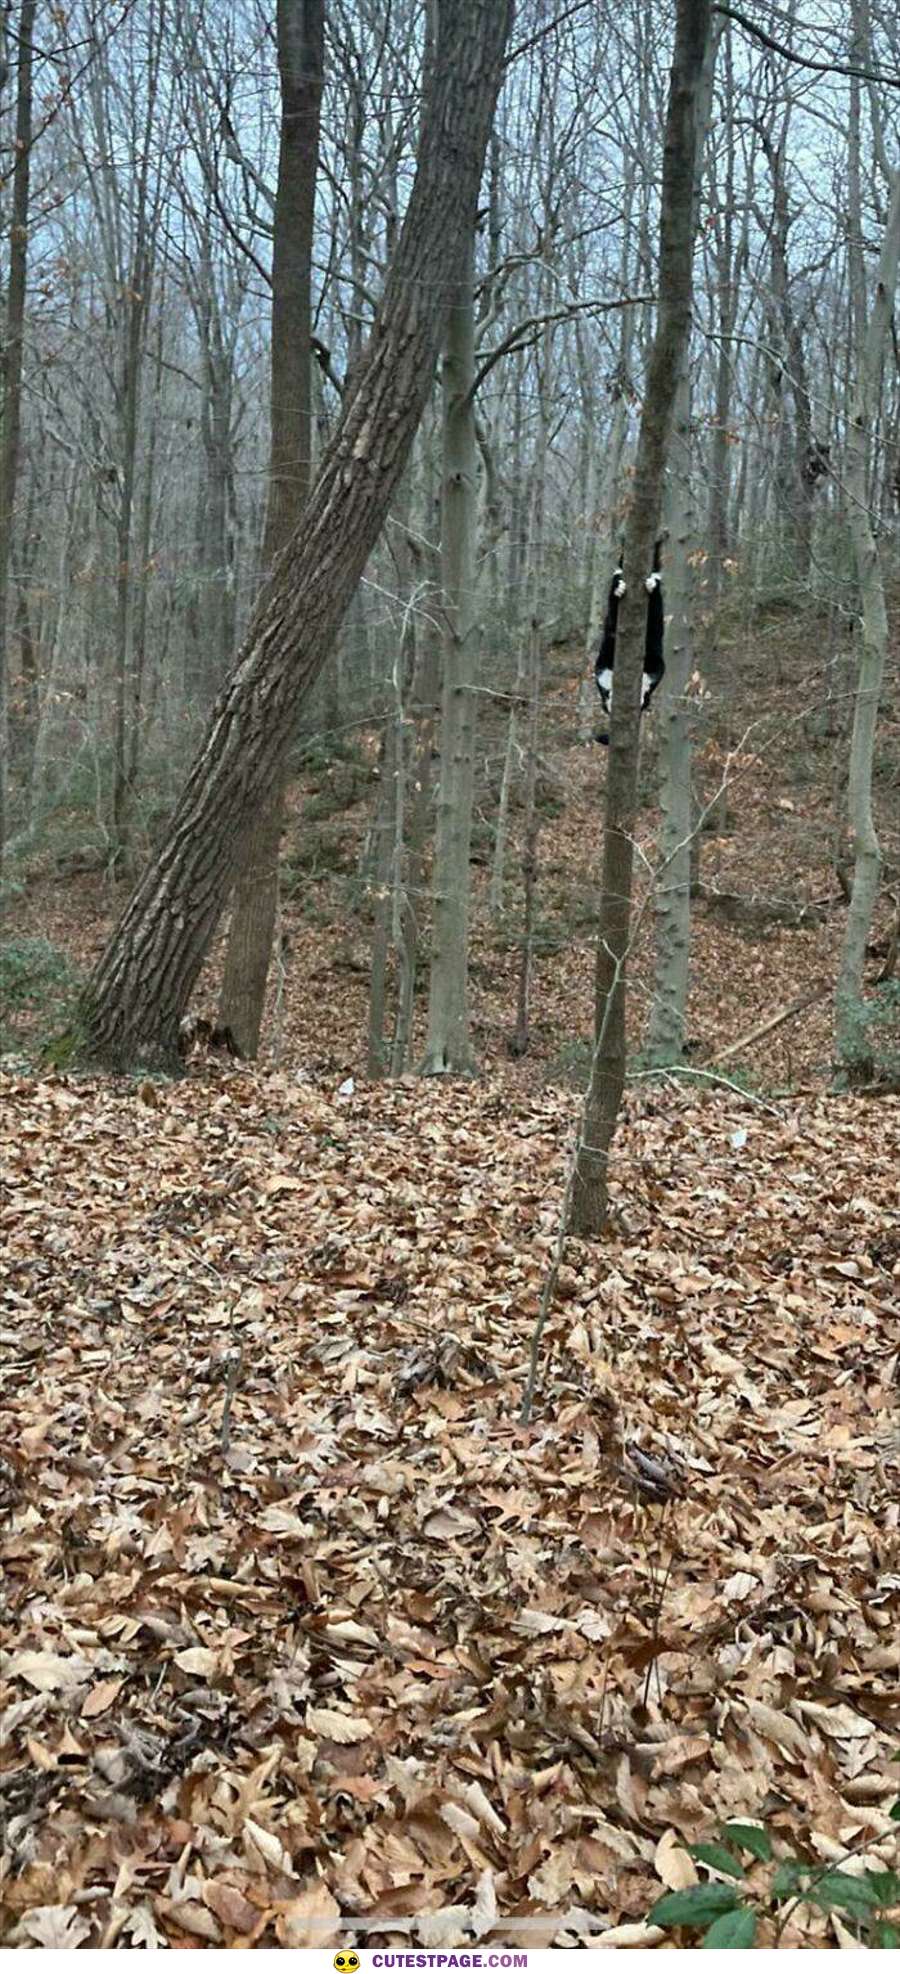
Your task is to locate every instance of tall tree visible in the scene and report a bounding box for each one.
[420,227,479,1074]
[834,73,900,1070]
[570,0,713,1238]
[646,24,719,1066]
[0,0,37,876]
[78,0,514,1072]
[217,0,325,1059]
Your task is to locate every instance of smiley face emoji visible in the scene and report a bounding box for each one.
[334,1955,360,1973]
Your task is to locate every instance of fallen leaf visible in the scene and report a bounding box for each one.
[258,1505,316,1538]
[597,1922,665,1947]
[277,1881,341,1948]
[16,1906,92,1949]
[203,1879,260,1934]
[82,1676,125,1718]
[173,1646,218,1678]
[655,1828,698,1890]
[306,1706,372,1744]
[746,1701,809,1759]
[7,1650,87,1694]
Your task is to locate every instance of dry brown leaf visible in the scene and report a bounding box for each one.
[654,1827,698,1890]
[745,1701,809,1759]
[202,1879,260,1934]
[306,1705,372,1744]
[471,1867,498,1940]
[173,1646,218,1677]
[163,1899,222,1943]
[597,1922,665,1947]
[15,1906,92,1949]
[795,1700,872,1740]
[7,1650,87,1694]
[258,1505,316,1538]
[651,1734,711,1779]
[277,1881,341,1948]
[419,1906,472,1946]
[81,1676,125,1718]
[243,1818,294,1876]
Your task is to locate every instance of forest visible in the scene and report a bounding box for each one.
[2,0,900,1952]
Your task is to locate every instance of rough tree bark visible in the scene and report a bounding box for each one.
[834,163,900,1069]
[421,226,479,1074]
[570,0,712,1238]
[645,363,695,1066]
[0,0,37,877]
[216,0,324,1059]
[646,24,718,1065]
[78,0,514,1071]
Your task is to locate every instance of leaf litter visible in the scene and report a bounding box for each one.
[1,1065,900,1947]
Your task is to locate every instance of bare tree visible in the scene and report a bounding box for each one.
[78,0,514,1071]
[834,56,900,1071]
[646,23,719,1065]
[570,0,713,1238]
[216,0,325,1059]
[421,229,479,1075]
[0,0,37,875]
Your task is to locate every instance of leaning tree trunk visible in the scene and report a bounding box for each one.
[78,0,514,1072]
[570,0,713,1238]
[421,226,480,1075]
[0,0,37,877]
[834,166,900,1072]
[217,0,324,1059]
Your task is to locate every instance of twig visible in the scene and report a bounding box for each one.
[631,1063,787,1117]
[220,1344,243,1454]
[704,982,830,1067]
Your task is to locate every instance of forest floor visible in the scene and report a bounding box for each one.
[2,600,900,1947]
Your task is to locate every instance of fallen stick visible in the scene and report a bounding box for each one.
[704,982,830,1067]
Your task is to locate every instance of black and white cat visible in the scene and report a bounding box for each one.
[594,538,665,744]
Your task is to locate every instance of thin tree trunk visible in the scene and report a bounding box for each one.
[390,622,440,1073]
[511,301,552,1057]
[646,366,695,1063]
[834,160,900,1068]
[217,0,324,1059]
[79,0,513,1072]
[0,0,36,876]
[421,227,479,1075]
[570,0,713,1238]
[646,25,719,1062]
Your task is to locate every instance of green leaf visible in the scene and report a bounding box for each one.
[889,1799,900,1823]
[724,1822,773,1863]
[874,1921,900,1948]
[690,1842,746,1879]
[772,1859,809,1899]
[863,1871,900,1908]
[650,1884,742,1929]
[809,1872,882,1915]
[702,1908,758,1948]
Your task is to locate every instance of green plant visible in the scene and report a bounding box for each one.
[838,979,900,1087]
[0,937,83,1055]
[281,832,354,887]
[648,1802,900,1949]
[294,733,365,775]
